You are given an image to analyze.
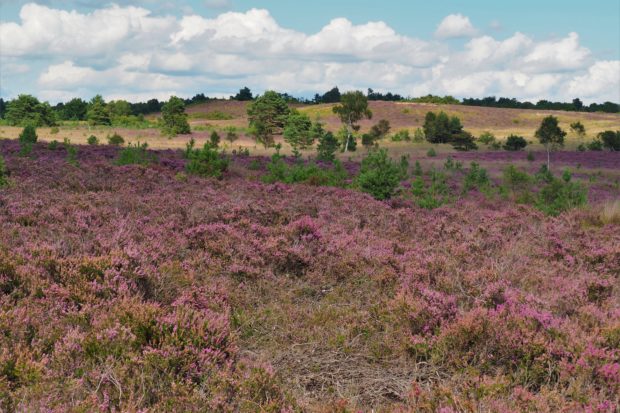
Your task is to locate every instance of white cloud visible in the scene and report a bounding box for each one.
[435,14,477,39]
[0,4,618,104]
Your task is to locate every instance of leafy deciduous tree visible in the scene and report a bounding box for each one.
[535,115,566,169]
[161,96,190,136]
[332,91,372,152]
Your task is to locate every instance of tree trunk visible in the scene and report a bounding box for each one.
[547,146,550,170]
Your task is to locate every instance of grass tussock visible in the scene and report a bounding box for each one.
[599,199,620,225]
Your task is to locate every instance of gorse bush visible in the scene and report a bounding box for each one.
[185,143,229,179]
[107,133,125,146]
[357,148,406,200]
[115,142,156,166]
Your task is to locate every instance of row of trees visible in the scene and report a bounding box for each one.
[462,97,619,113]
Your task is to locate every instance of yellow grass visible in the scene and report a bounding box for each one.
[599,199,620,225]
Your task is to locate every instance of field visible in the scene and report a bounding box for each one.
[1,124,619,412]
[0,101,618,158]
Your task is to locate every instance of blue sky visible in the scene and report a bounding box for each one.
[1,0,619,103]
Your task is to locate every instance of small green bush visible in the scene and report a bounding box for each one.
[262,155,347,187]
[357,149,406,200]
[598,130,620,151]
[210,131,221,147]
[503,134,527,151]
[48,140,60,150]
[87,135,99,145]
[526,151,536,161]
[413,128,425,142]
[426,148,437,157]
[50,126,59,134]
[186,143,229,179]
[19,125,37,144]
[413,160,423,176]
[478,131,496,145]
[411,170,450,209]
[107,133,125,146]
[536,176,587,216]
[587,139,603,151]
[0,156,8,187]
[391,130,410,142]
[463,162,490,192]
[115,142,156,166]
[63,139,79,167]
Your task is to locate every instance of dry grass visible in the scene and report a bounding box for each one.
[599,199,620,225]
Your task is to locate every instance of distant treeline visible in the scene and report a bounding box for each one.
[0,87,617,124]
[461,96,619,113]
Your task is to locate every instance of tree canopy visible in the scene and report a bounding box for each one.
[5,94,57,127]
[161,96,191,136]
[247,91,290,148]
[332,91,372,152]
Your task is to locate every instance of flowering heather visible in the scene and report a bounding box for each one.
[0,140,619,411]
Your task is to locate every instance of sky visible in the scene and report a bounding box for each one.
[0,0,619,104]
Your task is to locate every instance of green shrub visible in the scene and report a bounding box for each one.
[586,139,603,151]
[478,131,496,145]
[357,149,406,200]
[107,133,125,146]
[115,142,156,166]
[210,131,221,147]
[526,151,536,161]
[18,125,37,144]
[262,154,347,187]
[87,135,99,145]
[490,141,502,150]
[427,147,437,157]
[248,159,262,170]
[225,127,239,144]
[48,140,59,150]
[598,130,620,151]
[411,170,450,209]
[413,128,425,142]
[0,156,8,187]
[413,160,423,176]
[463,162,490,192]
[535,164,554,183]
[536,176,587,216]
[317,131,339,162]
[63,138,79,167]
[503,134,527,151]
[186,143,229,179]
[391,129,410,142]
[50,126,59,134]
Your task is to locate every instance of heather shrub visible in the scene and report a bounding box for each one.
[107,132,125,146]
[185,142,229,179]
[357,148,405,200]
[87,134,99,145]
[115,142,156,166]
[503,134,528,151]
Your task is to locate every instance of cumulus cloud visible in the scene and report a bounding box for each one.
[0,3,618,103]
[435,14,478,39]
